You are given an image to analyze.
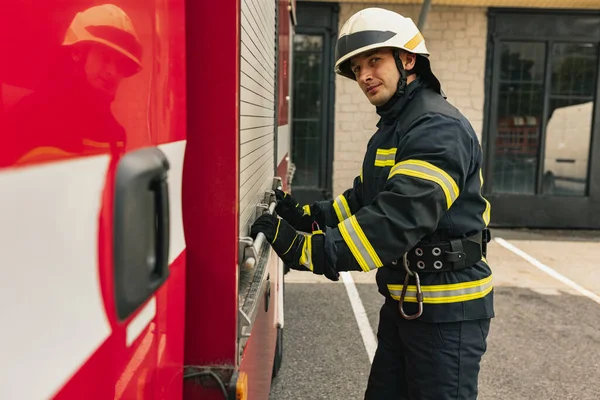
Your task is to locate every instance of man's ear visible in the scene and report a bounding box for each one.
[400,51,416,71]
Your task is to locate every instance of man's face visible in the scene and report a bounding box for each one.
[82,45,128,100]
[350,48,416,106]
[350,48,400,106]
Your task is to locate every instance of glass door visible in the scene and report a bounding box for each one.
[292,34,326,193]
[483,10,600,228]
[289,2,338,206]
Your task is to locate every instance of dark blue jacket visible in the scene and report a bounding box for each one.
[315,78,494,323]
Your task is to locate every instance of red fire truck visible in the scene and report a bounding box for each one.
[0,0,295,399]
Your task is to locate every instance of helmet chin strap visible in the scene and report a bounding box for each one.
[392,49,416,97]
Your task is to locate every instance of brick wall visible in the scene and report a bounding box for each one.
[333,3,487,196]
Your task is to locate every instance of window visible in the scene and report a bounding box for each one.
[488,11,600,197]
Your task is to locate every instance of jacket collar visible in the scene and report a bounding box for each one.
[376,77,424,128]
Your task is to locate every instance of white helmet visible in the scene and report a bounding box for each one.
[335,8,429,79]
[334,7,442,96]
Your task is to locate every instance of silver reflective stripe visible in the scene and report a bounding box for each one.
[333,195,351,222]
[388,275,493,304]
[338,216,383,272]
[375,148,396,167]
[389,160,459,208]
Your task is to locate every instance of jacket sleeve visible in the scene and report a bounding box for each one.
[311,174,364,228]
[327,114,474,272]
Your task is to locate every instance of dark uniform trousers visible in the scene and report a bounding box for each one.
[365,300,490,400]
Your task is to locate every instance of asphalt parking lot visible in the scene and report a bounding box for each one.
[270,229,600,400]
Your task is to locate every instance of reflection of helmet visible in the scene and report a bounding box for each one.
[62,4,142,76]
[335,8,431,76]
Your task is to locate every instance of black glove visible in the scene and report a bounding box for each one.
[274,189,325,233]
[251,213,301,266]
[274,189,304,227]
[251,213,339,281]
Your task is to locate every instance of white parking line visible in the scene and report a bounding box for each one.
[495,237,600,305]
[340,271,377,364]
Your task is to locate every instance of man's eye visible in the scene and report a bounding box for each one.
[370,57,380,64]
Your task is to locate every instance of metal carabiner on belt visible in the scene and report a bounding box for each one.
[398,253,423,320]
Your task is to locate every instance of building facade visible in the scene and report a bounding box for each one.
[290,0,600,228]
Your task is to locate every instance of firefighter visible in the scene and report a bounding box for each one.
[251,7,493,400]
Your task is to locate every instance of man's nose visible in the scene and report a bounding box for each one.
[358,66,372,84]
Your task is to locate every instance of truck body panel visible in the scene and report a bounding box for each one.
[1,0,293,398]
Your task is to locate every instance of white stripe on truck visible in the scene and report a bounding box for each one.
[160,140,187,264]
[0,155,112,400]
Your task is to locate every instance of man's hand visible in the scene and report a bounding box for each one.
[274,189,305,227]
[274,189,325,232]
[251,213,339,281]
[251,213,303,266]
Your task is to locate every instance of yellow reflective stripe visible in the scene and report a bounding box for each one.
[387,275,493,304]
[339,222,370,272]
[338,216,383,272]
[332,201,344,223]
[389,160,459,209]
[299,235,314,271]
[377,148,397,155]
[374,148,397,167]
[349,217,381,267]
[400,286,493,304]
[273,219,281,242]
[360,169,363,183]
[479,169,491,226]
[374,161,395,167]
[308,236,313,271]
[388,275,493,292]
[404,32,424,51]
[302,204,311,216]
[333,195,352,223]
[340,196,351,218]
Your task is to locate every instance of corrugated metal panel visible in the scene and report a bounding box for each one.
[309,0,600,9]
[239,0,276,236]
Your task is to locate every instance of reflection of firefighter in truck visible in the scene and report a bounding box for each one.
[2,4,142,167]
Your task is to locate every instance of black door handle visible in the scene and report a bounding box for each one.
[113,147,171,321]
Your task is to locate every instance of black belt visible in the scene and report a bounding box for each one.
[391,229,490,273]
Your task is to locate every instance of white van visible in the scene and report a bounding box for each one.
[542,101,593,195]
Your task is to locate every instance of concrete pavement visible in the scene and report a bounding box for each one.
[270,230,600,399]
